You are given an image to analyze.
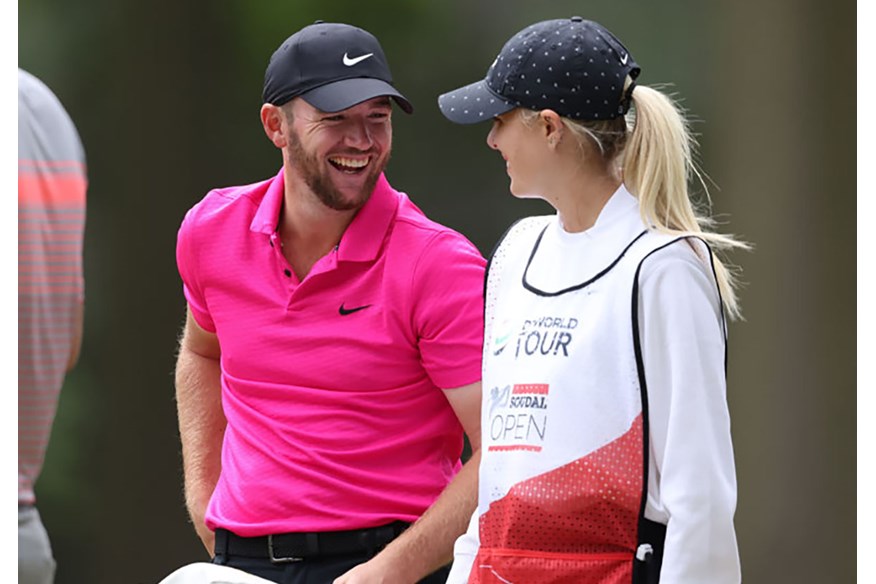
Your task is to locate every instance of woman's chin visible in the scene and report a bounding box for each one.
[510,187,542,201]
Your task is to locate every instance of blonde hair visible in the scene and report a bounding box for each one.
[521,83,750,320]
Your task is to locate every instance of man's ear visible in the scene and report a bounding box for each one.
[260,104,287,148]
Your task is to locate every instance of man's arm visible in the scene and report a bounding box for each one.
[334,380,482,584]
[66,301,84,371]
[175,306,226,556]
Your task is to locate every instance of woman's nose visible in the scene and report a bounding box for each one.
[486,127,498,150]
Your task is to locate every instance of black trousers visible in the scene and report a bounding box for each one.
[212,526,451,584]
[212,551,451,584]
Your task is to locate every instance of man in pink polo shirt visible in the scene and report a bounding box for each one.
[174,21,485,584]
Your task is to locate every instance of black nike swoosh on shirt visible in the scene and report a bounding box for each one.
[339,303,372,316]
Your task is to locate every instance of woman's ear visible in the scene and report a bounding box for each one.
[260,104,288,149]
[539,109,564,149]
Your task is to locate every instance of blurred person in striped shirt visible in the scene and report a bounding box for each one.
[18,68,88,584]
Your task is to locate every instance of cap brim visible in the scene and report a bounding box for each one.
[300,78,413,114]
[438,80,516,124]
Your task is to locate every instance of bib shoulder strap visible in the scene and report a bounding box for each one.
[483,215,552,349]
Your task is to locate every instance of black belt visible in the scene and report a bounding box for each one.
[214,521,410,563]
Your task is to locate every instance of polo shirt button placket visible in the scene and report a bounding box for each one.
[268,233,295,280]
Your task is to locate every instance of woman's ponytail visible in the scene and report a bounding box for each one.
[623,84,750,320]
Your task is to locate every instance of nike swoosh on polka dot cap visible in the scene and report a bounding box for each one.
[438,17,640,124]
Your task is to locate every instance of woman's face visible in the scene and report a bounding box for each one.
[486,109,549,199]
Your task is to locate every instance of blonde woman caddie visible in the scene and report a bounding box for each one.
[438,17,745,584]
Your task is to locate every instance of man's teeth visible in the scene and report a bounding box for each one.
[330,157,368,169]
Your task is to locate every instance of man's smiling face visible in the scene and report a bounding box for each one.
[284,96,393,212]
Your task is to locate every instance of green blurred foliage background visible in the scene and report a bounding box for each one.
[19,1,855,582]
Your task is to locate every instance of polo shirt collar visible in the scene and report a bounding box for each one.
[249,168,399,263]
[337,173,398,262]
[250,168,286,235]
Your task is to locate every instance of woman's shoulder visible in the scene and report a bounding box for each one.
[638,235,721,308]
[639,233,713,271]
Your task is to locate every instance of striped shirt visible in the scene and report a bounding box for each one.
[18,69,87,504]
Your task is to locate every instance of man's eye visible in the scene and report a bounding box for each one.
[323,115,344,122]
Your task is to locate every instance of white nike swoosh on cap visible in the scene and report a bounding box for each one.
[343,52,374,66]
[620,53,629,65]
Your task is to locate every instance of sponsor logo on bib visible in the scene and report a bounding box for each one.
[488,383,550,452]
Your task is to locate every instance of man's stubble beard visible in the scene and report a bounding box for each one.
[285,129,389,212]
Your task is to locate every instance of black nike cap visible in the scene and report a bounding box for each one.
[263,21,413,114]
[439,17,639,124]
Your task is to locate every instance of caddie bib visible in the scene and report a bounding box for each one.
[471,208,715,584]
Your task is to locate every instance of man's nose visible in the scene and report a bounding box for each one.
[344,121,373,150]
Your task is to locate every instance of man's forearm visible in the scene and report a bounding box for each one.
[175,345,226,549]
[344,448,481,583]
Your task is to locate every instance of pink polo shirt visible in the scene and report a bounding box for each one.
[176,169,485,536]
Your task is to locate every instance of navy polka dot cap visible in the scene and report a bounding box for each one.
[438,17,640,124]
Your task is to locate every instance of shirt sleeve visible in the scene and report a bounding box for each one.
[176,206,216,332]
[638,240,741,583]
[411,231,487,390]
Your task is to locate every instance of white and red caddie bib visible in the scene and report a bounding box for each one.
[469,201,718,584]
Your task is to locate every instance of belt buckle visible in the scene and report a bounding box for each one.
[267,534,304,563]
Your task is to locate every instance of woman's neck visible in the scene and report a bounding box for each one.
[551,168,622,233]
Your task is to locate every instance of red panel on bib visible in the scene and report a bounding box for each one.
[472,414,643,583]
